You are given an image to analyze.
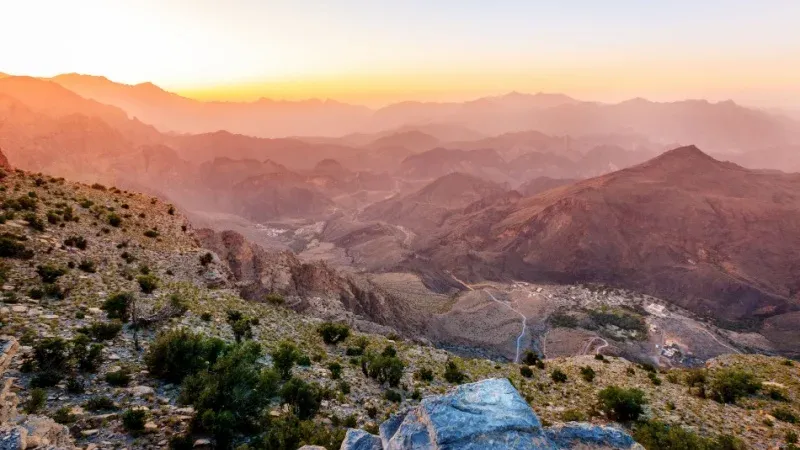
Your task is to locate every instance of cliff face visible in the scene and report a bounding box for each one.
[195,229,430,336]
[341,378,642,450]
[0,147,11,172]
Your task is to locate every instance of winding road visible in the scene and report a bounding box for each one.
[580,337,609,355]
[448,272,528,363]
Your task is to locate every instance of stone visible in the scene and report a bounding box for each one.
[340,429,382,450]
[193,439,212,448]
[81,429,99,437]
[298,446,327,450]
[346,378,642,450]
[0,426,26,450]
[10,306,27,314]
[130,385,155,397]
[144,422,158,433]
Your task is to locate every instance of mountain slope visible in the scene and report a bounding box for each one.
[418,146,800,347]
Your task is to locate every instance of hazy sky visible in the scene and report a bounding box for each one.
[2,0,799,106]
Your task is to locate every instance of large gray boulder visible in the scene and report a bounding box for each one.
[341,378,642,450]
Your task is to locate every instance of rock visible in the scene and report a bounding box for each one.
[10,306,27,314]
[347,378,641,450]
[0,426,27,450]
[144,422,158,433]
[194,439,212,448]
[88,308,103,315]
[39,314,59,320]
[81,429,99,437]
[340,429,382,450]
[298,446,327,450]
[130,385,155,397]
[545,423,642,449]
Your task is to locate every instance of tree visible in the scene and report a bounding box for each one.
[280,378,322,420]
[317,322,350,345]
[709,369,761,404]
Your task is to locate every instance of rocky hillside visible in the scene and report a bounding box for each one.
[0,156,797,449]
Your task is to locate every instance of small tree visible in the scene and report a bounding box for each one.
[317,322,350,345]
[272,341,300,379]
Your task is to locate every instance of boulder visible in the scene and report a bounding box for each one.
[340,429,382,450]
[342,378,642,450]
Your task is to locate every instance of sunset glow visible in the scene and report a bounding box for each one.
[2,0,800,106]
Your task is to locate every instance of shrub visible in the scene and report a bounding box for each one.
[102,292,134,321]
[788,431,799,445]
[84,396,116,411]
[594,354,605,361]
[200,312,212,322]
[773,407,798,423]
[580,366,596,383]
[598,385,646,422]
[230,318,253,343]
[137,274,159,294]
[561,409,587,422]
[64,236,88,250]
[522,351,540,366]
[280,378,322,420]
[66,377,85,394]
[86,321,122,341]
[107,213,122,227]
[633,420,745,450]
[52,406,76,424]
[70,333,104,372]
[105,368,132,386]
[78,259,96,273]
[265,293,285,305]
[415,367,434,382]
[709,369,761,404]
[121,409,147,432]
[549,312,579,328]
[24,388,46,413]
[385,389,402,403]
[36,264,66,283]
[551,368,568,383]
[520,366,534,378]
[648,372,662,386]
[24,213,45,231]
[0,236,34,259]
[31,337,71,374]
[328,362,342,380]
[272,341,300,379]
[317,322,351,345]
[444,360,466,384]
[143,229,159,238]
[338,380,351,395]
[146,328,228,383]
[361,351,405,387]
[179,342,280,445]
[199,252,213,266]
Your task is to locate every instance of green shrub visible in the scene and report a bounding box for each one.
[0,236,33,259]
[121,409,146,432]
[52,406,76,424]
[561,409,587,422]
[648,372,662,386]
[24,388,46,413]
[86,321,122,341]
[787,430,799,444]
[107,213,122,227]
[102,292,133,321]
[520,366,534,378]
[522,351,540,366]
[265,293,285,305]
[272,341,300,380]
[709,369,761,404]
[77,259,96,273]
[64,236,88,250]
[551,368,568,383]
[633,420,745,450]
[280,377,322,420]
[549,312,578,328]
[24,213,45,231]
[317,322,351,345]
[143,229,159,238]
[36,264,66,283]
[598,385,647,422]
[84,396,116,411]
[70,334,103,372]
[361,351,404,387]
[415,367,434,382]
[328,362,342,380]
[444,360,466,384]
[580,366,596,383]
[772,407,798,423]
[105,368,132,386]
[385,389,402,403]
[146,329,227,383]
[179,342,280,446]
[137,274,159,294]
[66,378,85,394]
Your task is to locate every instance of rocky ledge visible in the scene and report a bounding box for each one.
[339,378,642,450]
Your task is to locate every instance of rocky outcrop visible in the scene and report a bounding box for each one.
[0,148,11,172]
[340,379,641,450]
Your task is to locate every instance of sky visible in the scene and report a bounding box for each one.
[1,0,799,107]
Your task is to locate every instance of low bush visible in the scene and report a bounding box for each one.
[580,366,596,383]
[86,321,122,341]
[105,368,132,386]
[102,292,133,321]
[551,368,568,383]
[317,322,350,345]
[444,360,466,384]
[598,385,647,422]
[24,388,46,413]
[121,409,147,432]
[84,396,116,411]
[146,328,228,383]
[520,366,534,378]
[280,377,322,420]
[137,274,159,294]
[709,369,761,404]
[633,420,745,450]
